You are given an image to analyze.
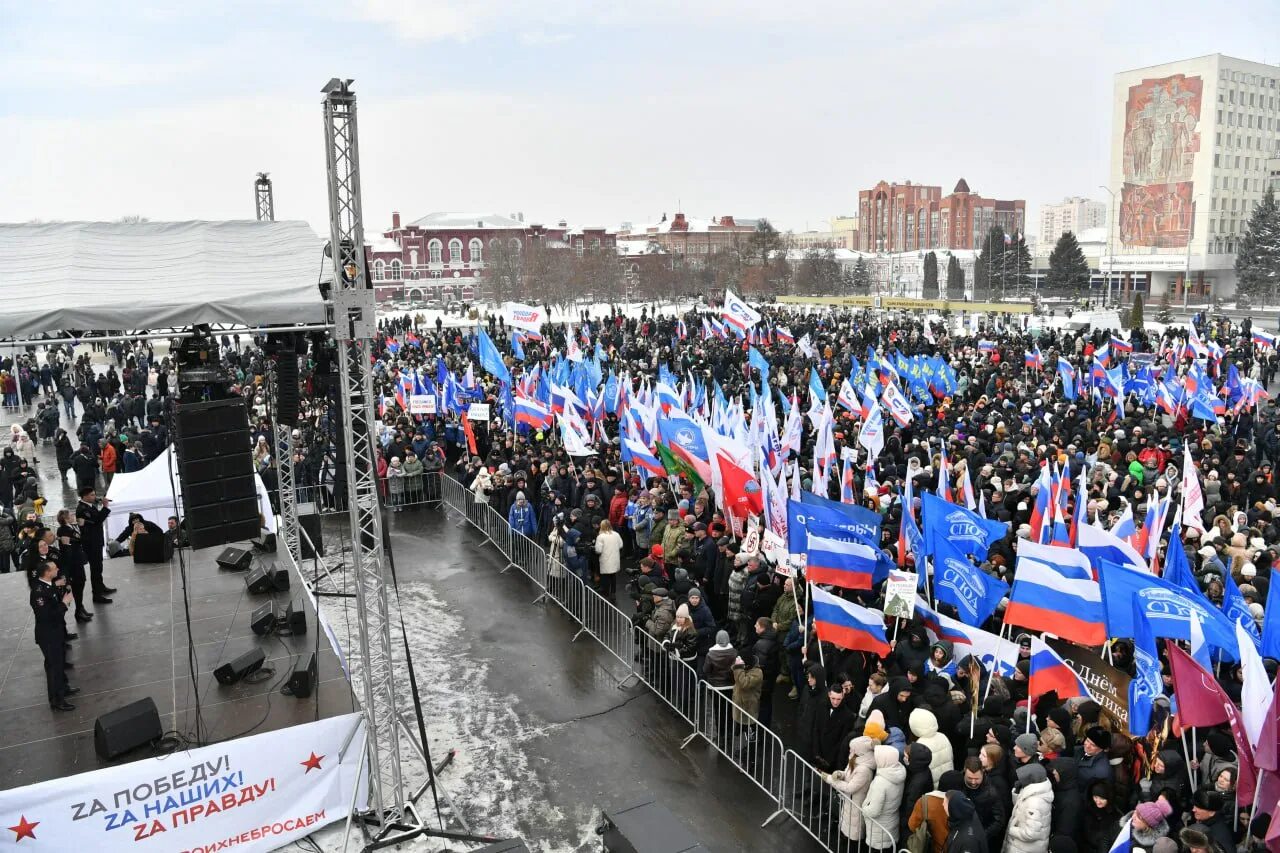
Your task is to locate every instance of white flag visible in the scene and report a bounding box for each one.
[1181,445,1206,534]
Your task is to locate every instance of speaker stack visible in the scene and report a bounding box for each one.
[173,398,259,549]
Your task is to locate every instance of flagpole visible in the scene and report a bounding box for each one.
[809,579,826,671]
[982,621,1007,703]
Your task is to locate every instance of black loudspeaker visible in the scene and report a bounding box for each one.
[272,567,290,592]
[285,652,317,698]
[299,504,324,558]
[95,697,163,760]
[215,647,266,685]
[600,800,708,853]
[252,532,277,553]
[282,600,306,635]
[245,566,275,594]
[251,602,278,636]
[173,398,260,550]
[275,352,300,427]
[132,532,172,564]
[216,546,253,572]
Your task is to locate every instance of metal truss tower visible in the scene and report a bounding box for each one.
[255,172,275,221]
[320,78,405,824]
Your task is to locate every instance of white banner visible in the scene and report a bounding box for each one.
[0,713,366,852]
[467,403,490,422]
[409,394,436,415]
[721,289,762,331]
[761,529,790,573]
[503,302,546,332]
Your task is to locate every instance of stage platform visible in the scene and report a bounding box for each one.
[0,543,354,791]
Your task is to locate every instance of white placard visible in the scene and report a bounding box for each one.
[503,302,546,332]
[467,403,490,422]
[409,394,436,415]
[884,570,919,618]
[760,529,791,574]
[0,714,366,852]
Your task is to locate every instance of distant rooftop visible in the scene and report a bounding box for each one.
[406,212,526,230]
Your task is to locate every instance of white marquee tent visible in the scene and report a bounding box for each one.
[103,446,277,541]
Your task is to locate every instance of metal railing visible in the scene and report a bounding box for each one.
[437,472,902,853]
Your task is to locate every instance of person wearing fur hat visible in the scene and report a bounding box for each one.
[1075,726,1112,795]
[1187,789,1234,853]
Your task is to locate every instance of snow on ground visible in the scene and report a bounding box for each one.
[309,575,600,852]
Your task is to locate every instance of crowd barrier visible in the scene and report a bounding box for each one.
[437,473,905,853]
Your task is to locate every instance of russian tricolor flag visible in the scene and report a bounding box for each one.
[776,326,795,345]
[810,585,890,655]
[624,436,666,480]
[1110,336,1133,355]
[515,395,552,429]
[1028,636,1094,699]
[806,527,879,590]
[1005,540,1107,646]
[1253,329,1276,349]
[1025,346,1043,370]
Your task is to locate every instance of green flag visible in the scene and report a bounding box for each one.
[656,443,705,494]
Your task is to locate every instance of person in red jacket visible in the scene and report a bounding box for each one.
[99,438,118,488]
[608,488,631,557]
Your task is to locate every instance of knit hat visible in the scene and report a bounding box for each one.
[715,630,730,646]
[1014,732,1040,758]
[1084,726,1111,750]
[675,603,690,619]
[1016,762,1047,786]
[515,491,526,501]
[688,587,703,600]
[1206,729,1235,759]
[863,721,888,742]
[1134,798,1172,827]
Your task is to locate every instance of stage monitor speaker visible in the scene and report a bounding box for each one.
[245,566,275,594]
[215,647,266,685]
[272,567,290,592]
[174,397,258,550]
[282,600,306,635]
[216,546,253,572]
[131,532,172,564]
[95,697,163,760]
[251,602,278,636]
[252,532,277,553]
[285,652,317,698]
[599,800,708,853]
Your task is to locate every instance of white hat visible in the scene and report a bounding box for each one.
[1242,562,1257,578]
[1198,546,1216,558]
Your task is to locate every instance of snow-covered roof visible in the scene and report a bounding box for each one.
[406,212,526,230]
[0,220,329,337]
[367,236,401,254]
[1075,226,1108,245]
[626,214,760,236]
[616,239,669,257]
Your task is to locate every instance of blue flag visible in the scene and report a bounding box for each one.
[799,491,882,542]
[787,497,880,566]
[920,492,1008,562]
[931,536,1008,627]
[1058,358,1077,401]
[809,366,827,402]
[1097,560,1240,660]
[511,332,526,361]
[748,346,771,380]
[1129,596,1161,737]
[1222,570,1262,650]
[475,326,512,385]
[1263,578,1280,660]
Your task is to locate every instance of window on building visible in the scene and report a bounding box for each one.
[409,249,419,269]
[390,259,402,279]
[448,239,463,263]
[591,238,601,250]
[469,238,483,264]
[373,259,385,280]
[509,238,521,252]
[574,238,584,257]
[428,239,442,264]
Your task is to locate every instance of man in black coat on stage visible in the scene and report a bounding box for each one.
[31,560,79,711]
[75,486,116,604]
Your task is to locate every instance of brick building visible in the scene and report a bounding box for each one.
[615,213,758,264]
[857,179,1025,253]
[368,211,615,303]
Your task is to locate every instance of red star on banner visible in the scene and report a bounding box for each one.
[301,752,325,773]
[9,815,38,841]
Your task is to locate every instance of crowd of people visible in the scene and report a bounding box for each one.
[363,301,1280,853]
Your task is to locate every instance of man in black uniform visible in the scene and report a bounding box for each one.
[31,560,79,711]
[75,486,115,603]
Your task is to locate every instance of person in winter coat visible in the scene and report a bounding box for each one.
[814,683,858,773]
[900,741,936,844]
[730,648,763,726]
[471,467,493,503]
[644,589,676,639]
[1080,781,1122,853]
[962,757,1008,852]
[795,663,829,764]
[631,493,655,553]
[910,707,955,786]
[386,457,405,509]
[944,789,988,853]
[1149,749,1190,814]
[1003,763,1054,853]
[869,676,914,735]
[1075,726,1113,796]
[1048,756,1082,838]
[54,429,73,479]
[702,630,737,689]
[824,736,878,843]
[507,491,538,537]
[906,789,950,853]
[862,744,907,852]
[1186,789,1234,853]
[1122,798,1173,850]
[561,523,588,583]
[594,519,624,599]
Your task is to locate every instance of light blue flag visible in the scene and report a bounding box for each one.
[1262,578,1280,660]
[1129,596,1161,737]
[931,537,1008,627]
[809,366,827,402]
[1222,570,1262,650]
[1097,559,1240,660]
[748,346,770,380]
[475,326,512,385]
[920,492,1008,562]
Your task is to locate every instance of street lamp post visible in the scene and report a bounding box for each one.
[1098,185,1116,306]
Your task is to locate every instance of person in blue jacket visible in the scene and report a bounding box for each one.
[508,491,537,537]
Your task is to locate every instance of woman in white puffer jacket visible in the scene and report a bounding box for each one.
[1003,762,1055,853]
[861,744,906,852]
[823,735,877,842]
[908,707,954,786]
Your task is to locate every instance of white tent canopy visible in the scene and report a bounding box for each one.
[0,220,330,337]
[103,446,277,541]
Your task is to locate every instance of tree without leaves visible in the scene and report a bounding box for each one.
[946,254,965,300]
[481,237,524,304]
[922,251,939,300]
[1236,189,1280,304]
[1046,231,1091,295]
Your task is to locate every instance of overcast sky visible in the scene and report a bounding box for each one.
[2,1,1277,237]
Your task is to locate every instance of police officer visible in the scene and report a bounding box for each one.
[31,560,79,711]
[75,486,115,603]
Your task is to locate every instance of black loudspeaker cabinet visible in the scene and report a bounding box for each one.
[131,532,172,564]
[286,652,317,698]
[216,546,253,572]
[95,697,163,760]
[272,567,290,592]
[215,647,266,685]
[282,599,306,635]
[173,397,259,550]
[251,602,278,636]
[245,565,275,594]
[299,504,324,558]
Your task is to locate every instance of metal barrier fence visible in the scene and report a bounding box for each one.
[436,472,905,853]
[285,472,442,515]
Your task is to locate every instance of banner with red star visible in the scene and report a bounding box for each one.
[0,713,365,851]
